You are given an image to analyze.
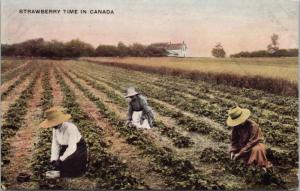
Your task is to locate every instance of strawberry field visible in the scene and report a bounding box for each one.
[1,59,298,190]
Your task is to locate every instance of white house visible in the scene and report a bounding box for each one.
[151,41,188,57]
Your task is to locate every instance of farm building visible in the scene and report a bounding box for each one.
[151,41,188,57]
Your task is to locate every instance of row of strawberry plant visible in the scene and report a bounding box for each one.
[2,68,34,100]
[71,65,297,150]
[65,68,194,148]
[59,67,224,189]
[68,67,297,168]
[54,68,144,189]
[31,67,61,189]
[1,70,40,185]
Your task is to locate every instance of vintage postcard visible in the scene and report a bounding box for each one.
[1,0,298,190]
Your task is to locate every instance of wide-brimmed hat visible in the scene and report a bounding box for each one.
[39,107,71,128]
[226,106,251,127]
[125,87,139,98]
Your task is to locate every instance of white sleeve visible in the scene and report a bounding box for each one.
[59,125,80,161]
[50,129,60,161]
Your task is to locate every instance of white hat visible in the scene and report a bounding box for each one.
[125,87,139,98]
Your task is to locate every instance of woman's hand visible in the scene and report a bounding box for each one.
[230,152,235,160]
[52,159,62,169]
[125,120,130,126]
[51,160,56,166]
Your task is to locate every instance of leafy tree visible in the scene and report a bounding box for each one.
[267,33,279,54]
[129,43,146,57]
[212,43,226,58]
[117,42,129,57]
[1,38,169,58]
[95,45,119,56]
[64,39,94,57]
[40,40,65,58]
[145,45,168,57]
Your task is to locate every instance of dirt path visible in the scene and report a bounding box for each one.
[3,74,43,189]
[49,68,64,106]
[57,67,169,189]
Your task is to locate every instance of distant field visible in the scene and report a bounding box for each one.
[82,57,298,82]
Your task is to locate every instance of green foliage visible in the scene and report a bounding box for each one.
[1,39,168,58]
[230,49,298,58]
[212,43,226,58]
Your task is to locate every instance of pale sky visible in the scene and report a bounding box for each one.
[1,0,298,57]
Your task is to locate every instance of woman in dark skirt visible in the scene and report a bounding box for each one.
[40,107,87,177]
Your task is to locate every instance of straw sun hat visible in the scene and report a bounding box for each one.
[226,106,251,127]
[39,107,71,128]
[125,87,139,98]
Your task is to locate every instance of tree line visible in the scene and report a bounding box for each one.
[229,49,298,58]
[1,38,168,58]
[212,34,298,58]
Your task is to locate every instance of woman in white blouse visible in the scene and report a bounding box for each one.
[40,107,87,177]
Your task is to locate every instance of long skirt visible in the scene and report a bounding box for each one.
[242,143,272,168]
[59,138,87,177]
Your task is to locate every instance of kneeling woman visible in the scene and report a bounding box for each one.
[227,106,272,171]
[125,87,155,129]
[40,107,87,177]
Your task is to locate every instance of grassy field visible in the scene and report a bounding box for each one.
[82,57,298,82]
[1,58,298,190]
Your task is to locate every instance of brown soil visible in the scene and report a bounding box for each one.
[57,66,170,189]
[49,68,64,106]
[3,74,43,189]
